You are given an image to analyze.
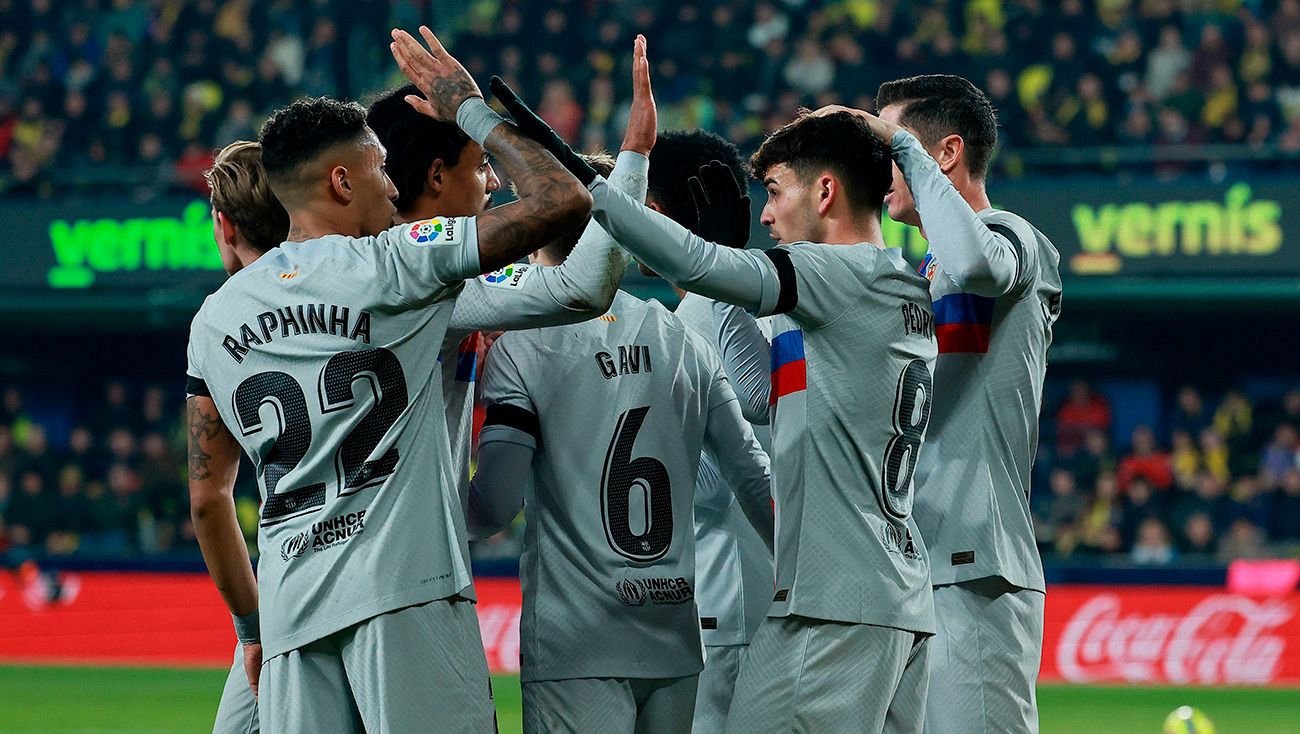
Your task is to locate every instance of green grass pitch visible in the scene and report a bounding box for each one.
[0,665,1297,733]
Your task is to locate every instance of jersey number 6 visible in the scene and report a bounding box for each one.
[600,406,673,562]
[233,347,408,527]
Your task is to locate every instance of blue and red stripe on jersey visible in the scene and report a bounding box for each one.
[769,329,807,404]
[455,333,480,382]
[932,292,995,354]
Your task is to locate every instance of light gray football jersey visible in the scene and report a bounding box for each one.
[439,150,649,507]
[186,216,483,659]
[480,291,771,681]
[912,209,1062,592]
[763,243,937,635]
[674,294,774,647]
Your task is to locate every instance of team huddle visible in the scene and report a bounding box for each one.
[185,26,1061,734]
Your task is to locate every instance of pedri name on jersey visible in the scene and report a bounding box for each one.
[222,303,373,363]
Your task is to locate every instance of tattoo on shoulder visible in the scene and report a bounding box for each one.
[188,398,223,480]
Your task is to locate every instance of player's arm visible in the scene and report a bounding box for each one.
[712,302,772,424]
[465,336,536,538]
[186,392,262,693]
[810,105,1028,296]
[701,363,775,551]
[391,27,591,274]
[889,129,1028,296]
[448,150,647,332]
[465,415,535,539]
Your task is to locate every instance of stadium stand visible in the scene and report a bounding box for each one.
[3,0,1300,198]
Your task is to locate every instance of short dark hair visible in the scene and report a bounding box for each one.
[875,74,998,180]
[259,96,370,201]
[366,84,472,213]
[647,129,745,230]
[535,152,616,263]
[749,111,891,215]
[205,140,289,252]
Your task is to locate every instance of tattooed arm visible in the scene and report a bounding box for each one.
[188,396,262,692]
[390,26,592,273]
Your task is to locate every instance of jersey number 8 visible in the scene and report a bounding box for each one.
[880,358,933,520]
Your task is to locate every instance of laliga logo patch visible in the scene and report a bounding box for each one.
[406,217,461,245]
[482,263,532,288]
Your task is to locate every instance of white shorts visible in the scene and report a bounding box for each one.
[924,577,1044,734]
[259,598,495,734]
[693,644,744,733]
[522,675,698,734]
[725,615,929,734]
[212,644,258,734]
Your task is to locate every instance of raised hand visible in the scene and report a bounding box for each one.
[621,35,657,156]
[490,76,598,186]
[389,26,481,122]
[688,161,751,249]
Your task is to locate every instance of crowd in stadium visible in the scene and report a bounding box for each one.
[1,378,1298,565]
[4,0,1300,197]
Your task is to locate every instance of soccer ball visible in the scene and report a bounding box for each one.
[1162,706,1215,734]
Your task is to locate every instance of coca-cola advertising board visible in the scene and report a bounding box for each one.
[1042,585,1300,686]
[4,573,1299,686]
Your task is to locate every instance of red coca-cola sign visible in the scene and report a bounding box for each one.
[1042,586,1300,686]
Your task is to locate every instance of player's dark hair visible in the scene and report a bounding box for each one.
[875,74,998,180]
[647,129,746,230]
[204,140,289,253]
[535,152,615,263]
[259,96,370,202]
[749,111,891,215]
[366,84,472,214]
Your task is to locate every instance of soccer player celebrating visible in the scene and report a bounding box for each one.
[504,83,940,729]
[838,75,1063,734]
[641,129,776,732]
[200,140,283,734]
[365,33,658,510]
[186,27,591,732]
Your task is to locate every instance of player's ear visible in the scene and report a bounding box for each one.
[330,165,353,204]
[816,173,836,217]
[934,133,964,175]
[426,159,446,195]
[645,200,667,216]
[215,210,239,249]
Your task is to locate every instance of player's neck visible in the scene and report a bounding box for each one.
[285,207,365,242]
[952,172,992,214]
[821,216,885,248]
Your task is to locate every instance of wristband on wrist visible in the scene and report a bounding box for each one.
[232,610,260,645]
[456,97,505,147]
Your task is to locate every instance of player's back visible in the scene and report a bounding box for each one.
[763,242,938,634]
[913,208,1062,592]
[485,291,719,682]
[186,222,478,659]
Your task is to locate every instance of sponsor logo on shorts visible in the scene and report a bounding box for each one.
[615,576,694,606]
[281,510,369,562]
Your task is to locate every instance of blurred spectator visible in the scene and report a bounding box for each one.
[1272,469,1300,541]
[1131,517,1176,565]
[1180,512,1217,556]
[1061,429,1116,493]
[1170,386,1211,436]
[1217,518,1268,562]
[1170,430,1200,490]
[1120,477,1165,547]
[1118,425,1173,492]
[1056,381,1112,457]
[1034,468,1085,553]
